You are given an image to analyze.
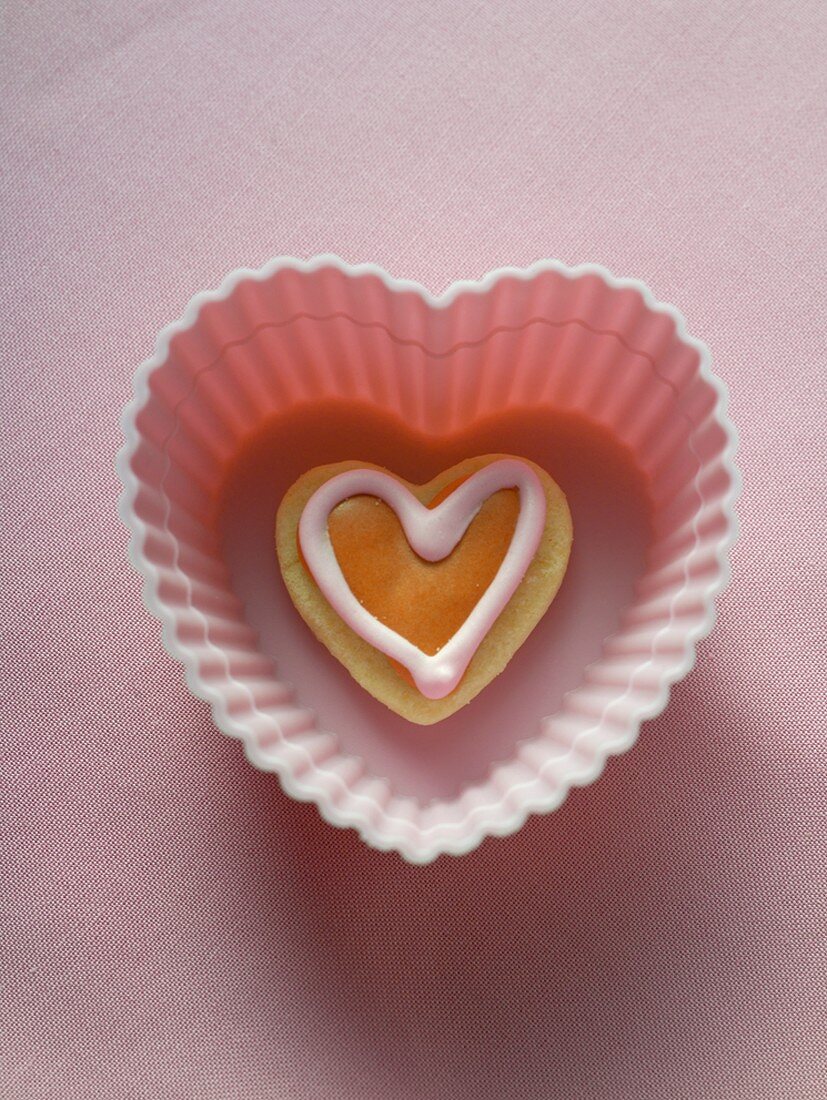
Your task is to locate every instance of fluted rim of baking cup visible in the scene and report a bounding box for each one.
[117,255,741,863]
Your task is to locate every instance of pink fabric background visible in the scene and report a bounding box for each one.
[3,1,826,1097]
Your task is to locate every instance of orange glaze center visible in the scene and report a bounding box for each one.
[326,479,520,657]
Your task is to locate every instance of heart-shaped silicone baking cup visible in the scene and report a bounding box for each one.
[117,256,739,862]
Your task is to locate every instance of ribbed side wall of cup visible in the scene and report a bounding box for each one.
[119,259,738,861]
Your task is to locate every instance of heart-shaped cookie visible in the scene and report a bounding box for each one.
[277,455,572,724]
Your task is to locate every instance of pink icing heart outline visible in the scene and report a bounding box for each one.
[298,458,548,699]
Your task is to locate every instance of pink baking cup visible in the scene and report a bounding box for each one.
[117,256,740,862]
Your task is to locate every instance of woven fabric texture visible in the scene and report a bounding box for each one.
[2,1,826,1097]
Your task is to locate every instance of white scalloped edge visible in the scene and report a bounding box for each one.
[117,255,741,863]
